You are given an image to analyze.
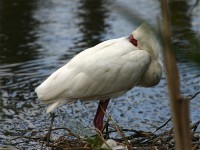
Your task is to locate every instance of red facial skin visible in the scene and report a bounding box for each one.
[128,34,138,47]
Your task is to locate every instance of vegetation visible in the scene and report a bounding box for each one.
[9,94,200,149]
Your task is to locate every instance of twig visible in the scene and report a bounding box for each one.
[12,136,41,141]
[95,128,112,150]
[153,117,172,133]
[50,127,81,139]
[103,126,140,134]
[191,120,200,132]
[103,115,111,139]
[161,0,192,149]
[189,91,200,101]
[153,90,200,133]
[11,123,200,149]
[46,113,55,143]
[100,105,131,150]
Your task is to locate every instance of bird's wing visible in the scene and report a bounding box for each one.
[35,49,151,103]
[35,37,131,102]
[69,50,151,99]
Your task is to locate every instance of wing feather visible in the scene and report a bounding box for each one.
[35,38,151,103]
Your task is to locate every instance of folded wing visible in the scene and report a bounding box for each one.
[35,38,151,104]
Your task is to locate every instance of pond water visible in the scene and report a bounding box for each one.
[0,0,200,148]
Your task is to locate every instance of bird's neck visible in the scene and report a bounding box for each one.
[128,34,138,47]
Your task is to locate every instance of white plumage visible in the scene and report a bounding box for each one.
[35,23,162,114]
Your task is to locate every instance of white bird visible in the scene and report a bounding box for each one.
[35,23,162,132]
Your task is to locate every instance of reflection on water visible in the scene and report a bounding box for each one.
[0,0,40,116]
[169,0,199,63]
[0,0,200,148]
[75,0,109,47]
[0,0,39,64]
[61,0,110,60]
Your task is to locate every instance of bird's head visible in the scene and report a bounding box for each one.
[131,23,161,61]
[132,23,163,87]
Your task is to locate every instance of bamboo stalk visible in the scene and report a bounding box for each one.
[160,0,192,149]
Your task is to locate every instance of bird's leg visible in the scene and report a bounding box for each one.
[94,99,110,132]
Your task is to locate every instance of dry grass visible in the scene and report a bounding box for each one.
[10,119,200,150]
[7,91,199,150]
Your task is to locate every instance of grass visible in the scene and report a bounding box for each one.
[7,118,200,150]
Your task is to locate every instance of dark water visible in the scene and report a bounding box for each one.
[0,0,200,148]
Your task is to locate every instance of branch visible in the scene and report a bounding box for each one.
[161,0,192,149]
[153,90,200,133]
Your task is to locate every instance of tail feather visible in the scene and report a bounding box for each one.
[46,99,75,113]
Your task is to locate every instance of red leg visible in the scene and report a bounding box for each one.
[93,99,110,132]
